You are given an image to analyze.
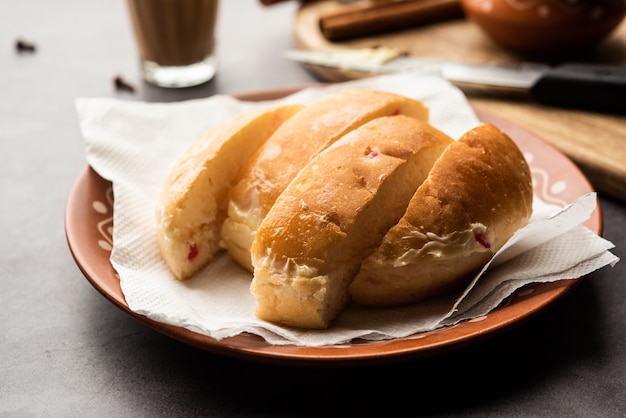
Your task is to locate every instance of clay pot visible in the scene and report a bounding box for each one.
[461,0,626,54]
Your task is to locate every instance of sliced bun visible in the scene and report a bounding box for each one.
[350,123,534,306]
[250,116,453,329]
[155,88,534,331]
[156,104,303,280]
[221,88,429,272]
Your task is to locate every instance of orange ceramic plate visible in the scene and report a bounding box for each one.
[65,87,601,367]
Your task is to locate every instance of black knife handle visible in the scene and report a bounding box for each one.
[530,63,626,114]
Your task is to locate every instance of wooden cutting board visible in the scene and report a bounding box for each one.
[294,1,626,202]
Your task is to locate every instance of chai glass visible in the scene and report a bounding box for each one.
[126,0,219,88]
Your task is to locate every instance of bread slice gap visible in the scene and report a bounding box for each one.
[250,115,453,329]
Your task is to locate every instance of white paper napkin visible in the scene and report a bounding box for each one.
[76,73,619,347]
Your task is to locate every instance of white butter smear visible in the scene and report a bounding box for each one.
[76,73,618,347]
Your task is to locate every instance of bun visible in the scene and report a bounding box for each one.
[250,116,453,329]
[221,88,429,272]
[350,123,534,306]
[156,88,533,331]
[156,104,303,280]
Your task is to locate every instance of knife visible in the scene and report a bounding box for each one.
[285,48,626,114]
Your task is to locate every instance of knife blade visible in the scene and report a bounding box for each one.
[285,48,626,113]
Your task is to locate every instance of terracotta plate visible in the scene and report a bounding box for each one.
[65,87,601,367]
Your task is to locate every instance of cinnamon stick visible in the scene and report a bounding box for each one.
[320,0,464,42]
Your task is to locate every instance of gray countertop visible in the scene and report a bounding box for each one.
[2,1,625,416]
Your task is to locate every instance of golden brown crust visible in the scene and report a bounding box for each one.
[250,115,453,328]
[350,123,533,306]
